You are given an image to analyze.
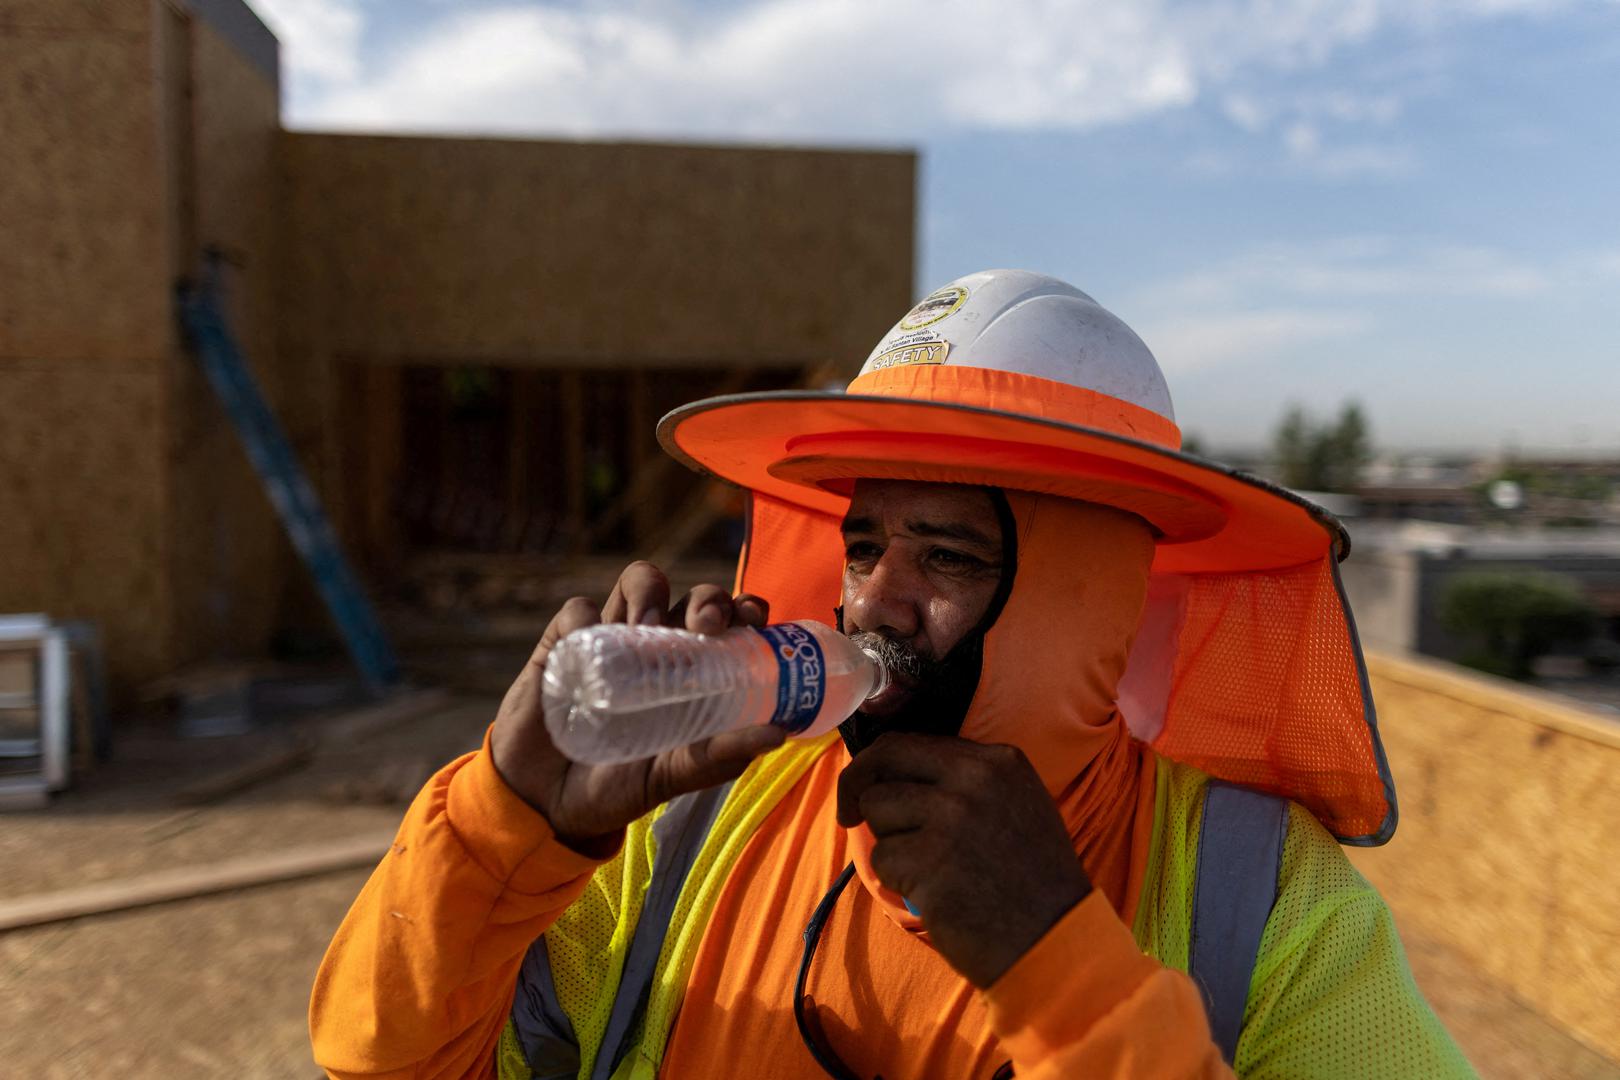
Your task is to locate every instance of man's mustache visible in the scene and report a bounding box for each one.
[847,631,947,683]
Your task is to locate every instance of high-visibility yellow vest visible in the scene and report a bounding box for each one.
[497,736,1470,1079]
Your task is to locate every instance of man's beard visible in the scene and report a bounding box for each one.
[837,627,987,755]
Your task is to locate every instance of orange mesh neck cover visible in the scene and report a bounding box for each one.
[846,365,1183,451]
[846,493,1161,928]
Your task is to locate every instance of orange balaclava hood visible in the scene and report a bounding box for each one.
[846,490,1162,928]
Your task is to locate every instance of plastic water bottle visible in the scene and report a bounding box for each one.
[541,620,888,765]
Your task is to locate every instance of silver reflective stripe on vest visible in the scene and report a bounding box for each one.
[1190,781,1289,1065]
[512,936,579,1080]
[510,780,734,1079]
[596,781,732,1078]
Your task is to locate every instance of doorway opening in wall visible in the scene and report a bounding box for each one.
[335,361,813,626]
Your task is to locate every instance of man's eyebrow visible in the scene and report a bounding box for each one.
[840,514,999,551]
[905,519,999,550]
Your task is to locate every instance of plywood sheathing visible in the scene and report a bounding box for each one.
[0,0,151,35]
[0,2,175,695]
[165,16,289,672]
[0,14,167,362]
[1350,651,1620,1062]
[276,134,917,369]
[0,1,297,696]
[0,361,174,689]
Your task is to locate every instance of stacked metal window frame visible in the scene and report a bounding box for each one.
[0,615,70,805]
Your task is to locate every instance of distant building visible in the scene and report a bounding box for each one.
[1351,485,1479,525]
[1338,521,1620,662]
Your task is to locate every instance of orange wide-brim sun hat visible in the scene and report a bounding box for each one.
[658,271,1396,845]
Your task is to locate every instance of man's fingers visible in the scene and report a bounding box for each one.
[867,830,945,902]
[540,596,602,652]
[699,723,788,765]
[852,781,960,836]
[500,596,601,725]
[602,562,672,626]
[836,733,956,827]
[646,724,786,805]
[601,563,760,636]
[733,594,770,628]
[669,584,734,635]
[529,596,601,672]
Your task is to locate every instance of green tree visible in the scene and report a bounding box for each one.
[1272,400,1372,492]
[1438,571,1597,679]
[1274,406,1311,488]
[1325,402,1371,490]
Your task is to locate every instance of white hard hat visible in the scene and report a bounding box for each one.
[861,269,1176,423]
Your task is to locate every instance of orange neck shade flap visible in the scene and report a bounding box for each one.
[739,484,1393,856]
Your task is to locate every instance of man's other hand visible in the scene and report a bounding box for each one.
[490,561,786,853]
[836,732,1092,988]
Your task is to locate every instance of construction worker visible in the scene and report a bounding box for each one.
[310,270,1474,1078]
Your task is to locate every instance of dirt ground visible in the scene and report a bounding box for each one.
[2,694,1615,1079]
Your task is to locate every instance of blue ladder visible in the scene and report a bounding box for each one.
[177,257,400,692]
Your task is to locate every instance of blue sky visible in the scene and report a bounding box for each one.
[253,0,1620,454]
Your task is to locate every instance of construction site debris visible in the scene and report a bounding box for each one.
[0,831,396,933]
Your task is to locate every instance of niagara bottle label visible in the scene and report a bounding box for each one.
[755,622,826,733]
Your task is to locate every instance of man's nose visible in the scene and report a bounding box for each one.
[845,549,922,641]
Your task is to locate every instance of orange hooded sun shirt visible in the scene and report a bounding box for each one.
[659,492,1186,1078]
[310,491,1238,1079]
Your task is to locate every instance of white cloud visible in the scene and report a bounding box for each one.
[1297,142,1417,177]
[1303,89,1404,125]
[1137,309,1371,375]
[1121,236,1586,375]
[1143,239,1555,308]
[1206,80,1418,176]
[1590,250,1620,278]
[271,0,1571,141]
[250,0,363,83]
[1221,94,1271,132]
[1284,121,1322,157]
[300,0,1207,138]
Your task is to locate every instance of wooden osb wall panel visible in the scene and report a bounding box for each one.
[0,14,167,362]
[187,19,279,344]
[166,16,288,669]
[0,360,172,690]
[0,0,149,33]
[278,134,915,370]
[1348,652,1620,1061]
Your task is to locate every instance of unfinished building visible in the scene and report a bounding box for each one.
[0,0,917,703]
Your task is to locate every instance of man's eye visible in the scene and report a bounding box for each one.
[845,541,882,562]
[929,548,984,571]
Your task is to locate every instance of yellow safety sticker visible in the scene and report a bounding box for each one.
[868,339,951,370]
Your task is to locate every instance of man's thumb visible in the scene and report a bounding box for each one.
[647,726,786,805]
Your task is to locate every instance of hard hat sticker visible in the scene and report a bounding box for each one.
[898,285,969,330]
[868,339,950,370]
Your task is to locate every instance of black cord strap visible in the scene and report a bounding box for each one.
[794,860,1014,1080]
[796,862,865,1080]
